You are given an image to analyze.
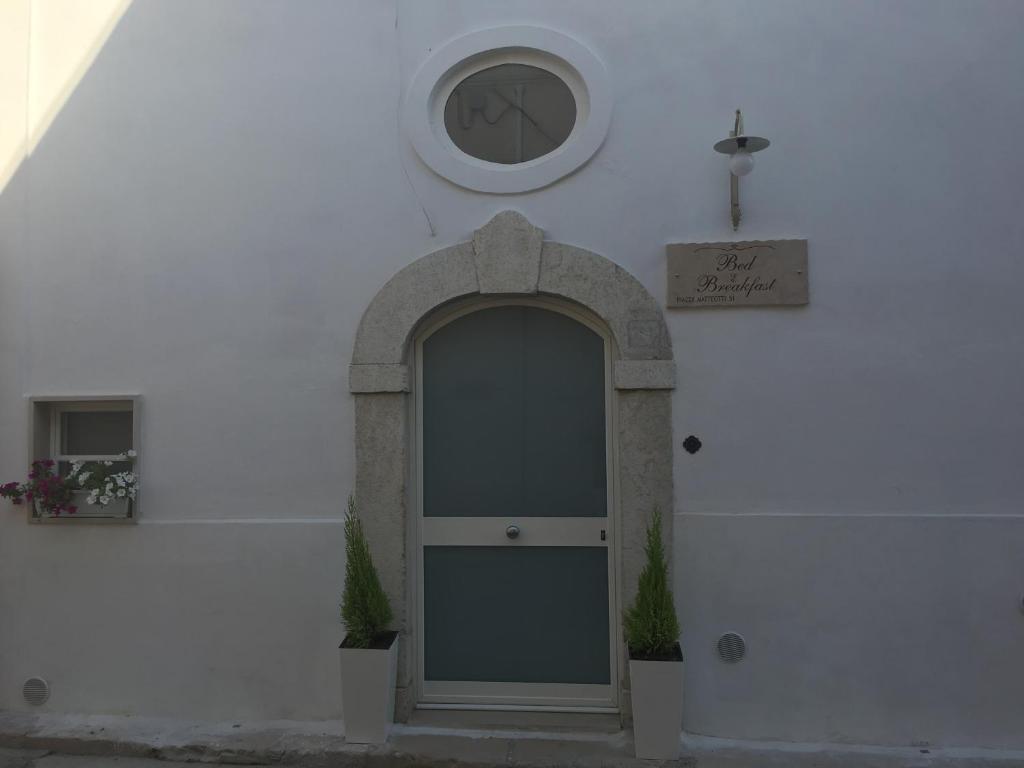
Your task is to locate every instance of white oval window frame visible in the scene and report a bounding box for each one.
[403,26,612,194]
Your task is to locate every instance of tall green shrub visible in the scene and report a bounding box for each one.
[623,508,680,657]
[341,496,393,648]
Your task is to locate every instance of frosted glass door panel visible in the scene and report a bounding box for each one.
[423,546,610,684]
[423,306,606,518]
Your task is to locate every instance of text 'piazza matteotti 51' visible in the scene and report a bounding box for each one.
[666,239,808,308]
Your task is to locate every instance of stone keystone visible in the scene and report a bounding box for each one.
[472,210,544,295]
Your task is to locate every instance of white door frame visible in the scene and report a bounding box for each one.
[411,296,620,712]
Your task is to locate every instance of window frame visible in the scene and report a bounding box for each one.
[27,395,141,524]
[403,26,613,193]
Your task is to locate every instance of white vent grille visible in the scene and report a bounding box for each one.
[717,632,746,663]
[23,677,50,706]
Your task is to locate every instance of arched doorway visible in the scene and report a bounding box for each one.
[415,300,616,709]
[349,211,675,721]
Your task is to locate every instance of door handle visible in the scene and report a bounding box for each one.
[505,524,520,540]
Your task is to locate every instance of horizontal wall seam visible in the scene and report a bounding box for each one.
[139,518,345,525]
[677,511,1024,519]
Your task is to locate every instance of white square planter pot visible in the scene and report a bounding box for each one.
[629,656,684,760]
[339,633,398,744]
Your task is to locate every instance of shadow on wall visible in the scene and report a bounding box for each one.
[0,0,133,194]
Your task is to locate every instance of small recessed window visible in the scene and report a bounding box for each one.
[27,397,140,522]
[444,64,576,165]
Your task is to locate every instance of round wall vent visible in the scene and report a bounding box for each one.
[717,632,746,663]
[22,677,50,706]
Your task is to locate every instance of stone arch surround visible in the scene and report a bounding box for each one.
[349,211,675,722]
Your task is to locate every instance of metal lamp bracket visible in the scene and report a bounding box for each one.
[713,109,771,231]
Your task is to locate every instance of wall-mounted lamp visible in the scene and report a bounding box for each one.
[713,110,770,231]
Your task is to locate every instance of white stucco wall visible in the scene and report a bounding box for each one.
[1,0,1022,747]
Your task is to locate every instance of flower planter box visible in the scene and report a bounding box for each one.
[33,490,133,521]
[339,631,398,744]
[629,647,684,760]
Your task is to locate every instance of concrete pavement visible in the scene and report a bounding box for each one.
[3,714,1024,768]
[0,753,197,768]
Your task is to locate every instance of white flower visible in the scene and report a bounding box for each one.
[126,450,137,458]
[104,461,112,467]
[99,495,111,505]
[70,461,83,473]
[116,489,126,498]
[87,490,99,504]
[77,472,91,484]
[128,489,137,500]
[115,475,125,487]
[125,473,136,483]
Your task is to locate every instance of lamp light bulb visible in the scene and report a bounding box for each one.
[729,149,755,177]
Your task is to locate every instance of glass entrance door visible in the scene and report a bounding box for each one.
[417,303,615,709]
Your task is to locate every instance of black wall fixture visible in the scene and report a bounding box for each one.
[683,435,702,454]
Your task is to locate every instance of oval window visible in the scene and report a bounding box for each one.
[444,64,577,165]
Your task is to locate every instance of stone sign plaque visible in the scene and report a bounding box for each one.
[667,239,808,308]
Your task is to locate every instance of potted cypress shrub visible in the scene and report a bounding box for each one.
[624,508,684,759]
[339,497,398,744]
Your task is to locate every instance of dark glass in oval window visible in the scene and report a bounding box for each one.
[443,64,577,165]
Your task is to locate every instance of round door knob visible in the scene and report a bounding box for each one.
[505,524,520,540]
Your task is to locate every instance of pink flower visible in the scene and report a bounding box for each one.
[68,506,77,514]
